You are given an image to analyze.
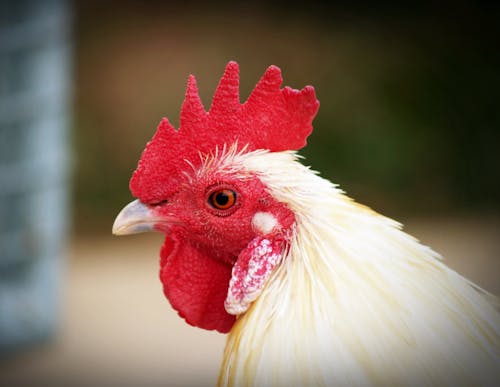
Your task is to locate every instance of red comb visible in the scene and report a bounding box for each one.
[130,61,319,202]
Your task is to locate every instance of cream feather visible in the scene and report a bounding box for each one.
[215,150,499,387]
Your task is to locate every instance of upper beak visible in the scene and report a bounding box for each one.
[112,199,158,235]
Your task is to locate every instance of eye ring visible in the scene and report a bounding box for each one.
[208,189,237,210]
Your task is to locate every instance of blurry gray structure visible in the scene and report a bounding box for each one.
[0,0,71,353]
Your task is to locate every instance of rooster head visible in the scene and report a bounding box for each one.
[113,62,319,333]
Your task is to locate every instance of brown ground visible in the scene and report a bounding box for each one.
[0,215,498,386]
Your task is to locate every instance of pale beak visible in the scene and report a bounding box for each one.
[112,199,158,235]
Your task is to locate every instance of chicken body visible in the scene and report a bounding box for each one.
[217,149,499,386]
[113,62,499,387]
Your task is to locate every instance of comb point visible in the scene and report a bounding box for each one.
[210,61,240,110]
[180,75,207,132]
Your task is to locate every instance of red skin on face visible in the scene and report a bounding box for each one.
[152,174,295,333]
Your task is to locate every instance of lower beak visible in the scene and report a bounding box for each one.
[112,199,158,235]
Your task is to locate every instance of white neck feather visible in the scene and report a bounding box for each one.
[218,150,499,387]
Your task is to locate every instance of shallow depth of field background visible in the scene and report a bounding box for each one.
[1,1,499,386]
[75,2,500,228]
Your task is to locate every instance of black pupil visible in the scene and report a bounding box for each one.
[215,191,230,206]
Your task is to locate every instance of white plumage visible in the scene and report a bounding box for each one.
[217,149,499,386]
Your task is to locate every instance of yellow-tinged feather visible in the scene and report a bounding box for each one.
[216,150,499,387]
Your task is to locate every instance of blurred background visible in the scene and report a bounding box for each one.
[1,0,499,386]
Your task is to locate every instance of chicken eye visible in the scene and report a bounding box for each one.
[208,189,237,210]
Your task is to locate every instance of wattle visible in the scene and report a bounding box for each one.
[159,235,236,333]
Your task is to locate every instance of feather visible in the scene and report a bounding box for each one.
[219,150,500,387]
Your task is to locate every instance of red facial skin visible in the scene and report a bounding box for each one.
[150,172,295,333]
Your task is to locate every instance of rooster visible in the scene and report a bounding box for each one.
[113,62,499,386]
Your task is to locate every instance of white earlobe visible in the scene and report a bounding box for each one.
[252,212,278,235]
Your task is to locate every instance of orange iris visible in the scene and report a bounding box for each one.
[209,189,237,210]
